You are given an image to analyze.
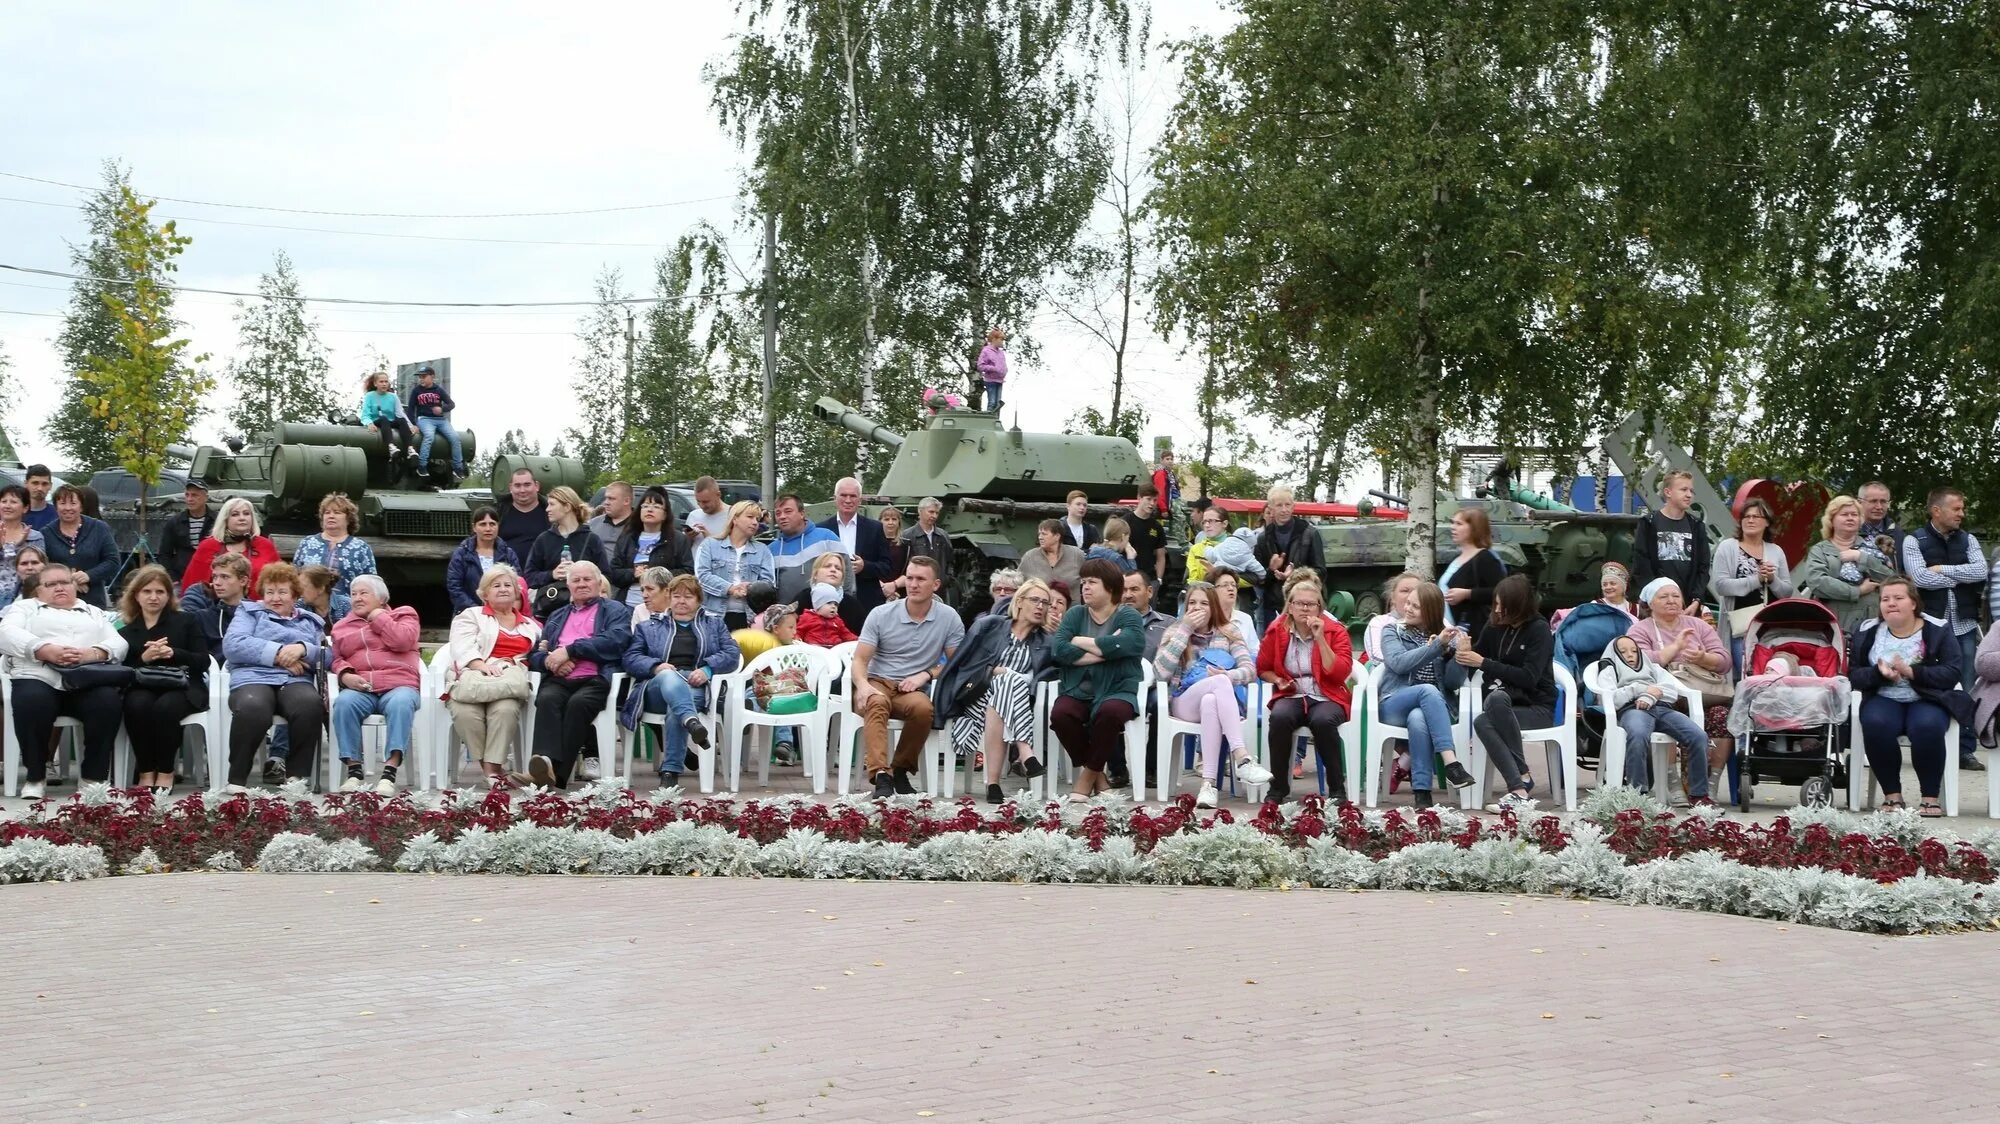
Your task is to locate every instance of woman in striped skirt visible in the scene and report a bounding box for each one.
[934,577,1057,804]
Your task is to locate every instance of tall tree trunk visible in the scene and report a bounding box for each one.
[1198,361,1218,498]
[836,4,879,419]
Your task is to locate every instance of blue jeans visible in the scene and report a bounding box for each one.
[1860,693,1951,798]
[1617,702,1710,796]
[1956,630,1979,757]
[1380,684,1455,790]
[984,380,1003,413]
[643,672,702,774]
[333,686,420,762]
[416,416,464,471]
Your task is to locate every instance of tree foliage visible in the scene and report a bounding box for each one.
[709,0,1127,495]
[75,185,213,552]
[561,267,630,483]
[224,250,339,436]
[52,162,168,472]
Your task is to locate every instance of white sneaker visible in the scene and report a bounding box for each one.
[20,782,45,800]
[1484,792,1539,815]
[580,757,602,782]
[1196,781,1219,809]
[340,775,363,793]
[225,783,248,794]
[374,777,398,798]
[1233,756,1274,787]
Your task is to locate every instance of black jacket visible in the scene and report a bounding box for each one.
[607,522,696,598]
[524,526,610,594]
[120,607,213,708]
[158,507,217,582]
[1253,518,1326,595]
[1473,615,1557,711]
[932,614,1053,728]
[178,584,243,660]
[1848,617,1976,727]
[1444,548,1508,643]
[819,514,893,633]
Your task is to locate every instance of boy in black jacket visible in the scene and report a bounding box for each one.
[406,366,466,481]
[1630,470,1711,614]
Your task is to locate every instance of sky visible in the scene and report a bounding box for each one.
[0,0,1242,479]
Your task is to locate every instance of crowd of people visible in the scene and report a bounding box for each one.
[3,439,1997,819]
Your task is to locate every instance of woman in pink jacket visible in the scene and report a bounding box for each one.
[329,574,425,794]
[978,327,1008,413]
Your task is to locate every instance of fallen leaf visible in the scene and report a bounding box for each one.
[358,1011,375,1017]
[1817,1034,1831,1039]
[1540,1013,1555,1020]
[1455,968,1469,974]
[811,986,827,991]
[367,898,382,905]
[470,917,483,923]
[1244,979,1257,985]
[1708,957,1720,962]
[1530,948,1544,954]
[1206,1069,1219,1075]
[872,961,885,967]
[822,915,839,921]
[842,971,855,976]
[918,1113,937,1118]
[1719,1072,1734,1079]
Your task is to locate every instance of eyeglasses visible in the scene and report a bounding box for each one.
[1019,595,1050,606]
[41,578,74,587]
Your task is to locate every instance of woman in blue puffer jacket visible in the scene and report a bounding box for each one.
[222,562,331,790]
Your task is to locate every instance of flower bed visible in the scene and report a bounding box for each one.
[4,784,1998,934]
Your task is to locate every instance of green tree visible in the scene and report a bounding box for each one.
[224,250,340,436]
[76,185,213,557]
[709,0,1126,491]
[561,267,630,483]
[474,427,542,484]
[52,162,172,472]
[0,341,18,463]
[1152,0,1642,574]
[635,235,759,483]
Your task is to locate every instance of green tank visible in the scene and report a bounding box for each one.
[161,424,588,621]
[810,397,1151,606]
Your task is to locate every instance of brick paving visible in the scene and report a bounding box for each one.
[6,873,2000,1123]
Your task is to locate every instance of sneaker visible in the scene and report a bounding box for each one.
[772,745,800,768]
[1690,796,1719,810]
[579,757,602,782]
[1021,756,1046,779]
[20,781,44,800]
[871,771,895,799]
[682,717,711,751]
[1390,759,1411,794]
[527,755,557,788]
[1195,781,1219,809]
[891,770,917,796]
[374,777,398,798]
[1412,788,1434,809]
[224,783,248,795]
[262,760,287,787]
[1443,761,1475,790]
[986,783,1004,806]
[1233,756,1274,787]
[1485,792,1537,815]
[339,775,364,794]
[658,771,681,788]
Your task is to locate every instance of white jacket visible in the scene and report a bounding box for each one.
[0,598,131,688]
[446,605,542,686]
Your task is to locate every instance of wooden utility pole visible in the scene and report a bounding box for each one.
[622,308,637,453]
[761,212,779,504]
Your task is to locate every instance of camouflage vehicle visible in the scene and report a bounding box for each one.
[160,424,587,621]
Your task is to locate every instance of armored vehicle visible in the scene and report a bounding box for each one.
[162,424,587,620]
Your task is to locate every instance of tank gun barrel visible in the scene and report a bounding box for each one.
[166,443,199,462]
[958,498,1131,520]
[1522,509,1643,526]
[1367,489,1407,507]
[812,398,904,451]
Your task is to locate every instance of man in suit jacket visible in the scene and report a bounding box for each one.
[158,478,218,582]
[822,476,892,634]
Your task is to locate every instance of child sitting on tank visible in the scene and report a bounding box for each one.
[358,371,420,465]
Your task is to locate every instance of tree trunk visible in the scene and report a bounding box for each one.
[1198,361,1218,498]
[836,5,879,419]
[1405,388,1440,578]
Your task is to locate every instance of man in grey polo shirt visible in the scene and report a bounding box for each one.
[852,555,965,798]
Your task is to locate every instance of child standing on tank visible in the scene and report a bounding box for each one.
[977,327,1008,413]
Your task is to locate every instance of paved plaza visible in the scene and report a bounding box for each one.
[5,871,2000,1122]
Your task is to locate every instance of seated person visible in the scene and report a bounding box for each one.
[222,563,331,790]
[1086,518,1139,574]
[329,575,424,795]
[799,583,859,647]
[1599,635,1708,794]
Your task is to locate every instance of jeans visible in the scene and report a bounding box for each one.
[332,685,419,762]
[1381,684,1456,790]
[642,671,700,774]
[1616,703,1710,797]
[1956,630,1979,758]
[984,379,1003,413]
[1859,693,1951,799]
[1472,692,1553,795]
[1266,696,1345,801]
[416,416,464,471]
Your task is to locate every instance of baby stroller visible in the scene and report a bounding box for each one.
[1727,598,1851,809]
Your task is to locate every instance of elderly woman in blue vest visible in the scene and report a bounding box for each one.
[1849,576,1975,817]
[1898,486,1987,770]
[620,570,740,787]
[526,561,632,790]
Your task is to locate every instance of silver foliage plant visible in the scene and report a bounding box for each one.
[0,838,109,883]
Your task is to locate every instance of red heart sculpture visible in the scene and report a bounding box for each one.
[1731,479,1832,567]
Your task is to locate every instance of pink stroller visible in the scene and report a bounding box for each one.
[1727,598,1852,808]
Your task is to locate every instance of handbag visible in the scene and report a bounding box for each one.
[451,659,532,703]
[1650,621,1735,700]
[534,583,571,616]
[58,663,134,690]
[133,664,190,691]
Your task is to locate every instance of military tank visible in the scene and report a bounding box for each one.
[162,424,588,621]
[810,397,1151,606]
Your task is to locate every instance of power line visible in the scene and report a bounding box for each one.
[0,262,750,308]
[0,169,736,220]
[0,195,684,249]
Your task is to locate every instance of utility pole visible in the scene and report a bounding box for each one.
[760,212,779,504]
[622,308,637,455]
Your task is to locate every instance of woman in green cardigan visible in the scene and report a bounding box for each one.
[1050,556,1148,802]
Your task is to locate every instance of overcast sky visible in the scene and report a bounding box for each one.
[0,0,1241,478]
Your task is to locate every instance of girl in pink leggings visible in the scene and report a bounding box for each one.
[1154,582,1275,807]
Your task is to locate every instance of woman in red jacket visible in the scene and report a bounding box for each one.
[179,497,282,593]
[1256,571,1354,803]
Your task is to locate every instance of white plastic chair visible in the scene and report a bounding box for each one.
[1360,662,1473,808]
[719,646,836,793]
[426,647,539,789]
[1,675,106,795]
[1255,669,1364,803]
[326,672,430,794]
[1847,693,1961,816]
[1153,671,1263,803]
[1463,664,1580,810]
[1584,660,1703,804]
[211,663,327,790]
